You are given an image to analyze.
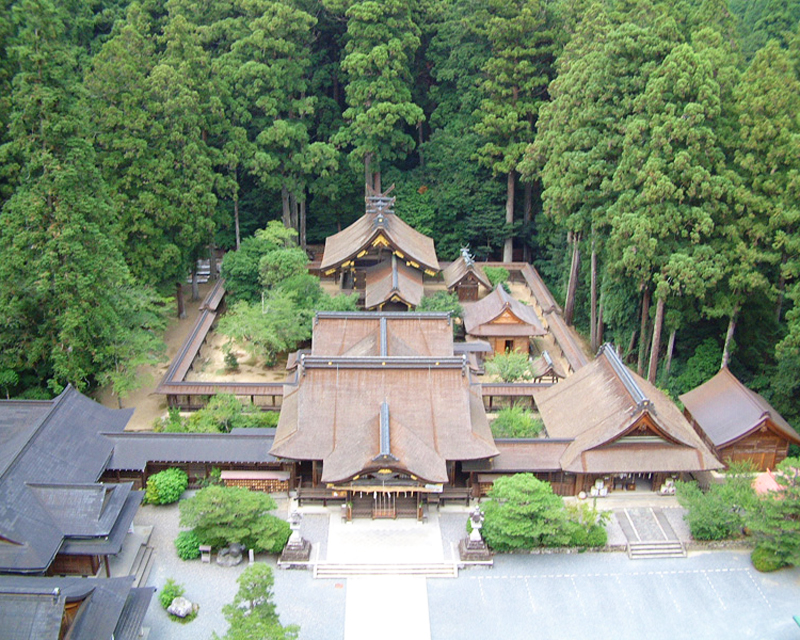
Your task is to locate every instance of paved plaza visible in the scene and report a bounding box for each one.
[134,500,800,640]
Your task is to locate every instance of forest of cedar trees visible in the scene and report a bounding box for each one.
[0,0,798,431]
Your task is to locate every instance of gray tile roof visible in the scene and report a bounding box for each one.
[0,387,133,573]
[0,575,153,640]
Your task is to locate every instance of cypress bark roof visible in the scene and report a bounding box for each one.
[320,211,439,273]
[272,313,498,484]
[535,345,722,474]
[364,255,424,309]
[462,286,547,338]
[679,367,800,448]
[442,254,491,290]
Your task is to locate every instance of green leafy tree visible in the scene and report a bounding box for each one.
[472,0,556,261]
[416,291,463,318]
[491,406,543,438]
[145,468,189,505]
[179,486,290,553]
[747,456,800,570]
[332,0,424,187]
[481,473,571,550]
[214,563,299,640]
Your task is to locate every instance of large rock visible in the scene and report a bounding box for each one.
[167,596,195,618]
[216,543,245,567]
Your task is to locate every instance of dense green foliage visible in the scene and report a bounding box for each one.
[213,563,299,640]
[174,530,201,560]
[0,0,796,428]
[159,578,185,610]
[481,473,607,551]
[179,485,291,553]
[491,406,544,438]
[675,462,759,540]
[485,350,533,382]
[144,468,188,505]
[747,456,800,570]
[155,395,279,433]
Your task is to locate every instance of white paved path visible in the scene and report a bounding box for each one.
[344,577,431,640]
[326,513,443,639]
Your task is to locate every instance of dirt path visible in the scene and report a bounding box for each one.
[94,282,214,431]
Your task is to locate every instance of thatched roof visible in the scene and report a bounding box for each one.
[462,286,546,338]
[461,440,570,473]
[680,367,800,448]
[272,313,498,483]
[364,255,424,309]
[320,211,439,273]
[443,254,491,290]
[535,345,721,474]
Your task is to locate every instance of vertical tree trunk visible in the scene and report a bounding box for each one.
[590,239,597,352]
[176,283,186,319]
[665,328,677,378]
[596,303,604,348]
[373,171,381,194]
[721,304,740,369]
[523,182,532,263]
[364,153,372,197]
[503,171,515,263]
[626,329,637,360]
[637,286,651,375]
[209,242,217,281]
[564,233,581,326]
[233,195,241,250]
[299,196,307,251]
[289,191,299,233]
[647,295,665,384]
[191,269,200,301]
[281,185,291,229]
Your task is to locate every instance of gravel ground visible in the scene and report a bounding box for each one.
[662,506,692,541]
[135,494,346,640]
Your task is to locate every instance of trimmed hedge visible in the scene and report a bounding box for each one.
[145,468,188,505]
[174,530,201,560]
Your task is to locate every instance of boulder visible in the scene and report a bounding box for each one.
[167,596,195,618]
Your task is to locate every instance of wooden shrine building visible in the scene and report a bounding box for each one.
[462,285,547,355]
[443,248,492,301]
[680,367,800,471]
[271,312,498,519]
[319,186,439,304]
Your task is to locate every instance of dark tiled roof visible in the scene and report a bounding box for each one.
[680,367,800,448]
[0,402,51,479]
[0,575,152,640]
[59,490,142,556]
[105,431,279,471]
[0,387,133,573]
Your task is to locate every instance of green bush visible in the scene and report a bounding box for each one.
[485,350,532,382]
[174,530,201,560]
[484,266,509,288]
[224,349,239,372]
[751,546,787,572]
[159,578,185,610]
[145,468,188,505]
[491,406,543,438]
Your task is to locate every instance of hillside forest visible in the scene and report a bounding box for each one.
[0,0,798,428]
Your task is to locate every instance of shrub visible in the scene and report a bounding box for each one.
[485,350,532,382]
[416,291,463,320]
[174,530,201,560]
[484,266,509,288]
[145,468,188,505]
[160,578,185,610]
[491,406,543,438]
[564,502,608,547]
[751,546,787,573]
[224,349,239,372]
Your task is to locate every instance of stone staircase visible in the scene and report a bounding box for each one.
[313,562,458,579]
[627,540,686,559]
[130,542,156,587]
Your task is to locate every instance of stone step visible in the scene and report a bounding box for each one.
[133,546,155,587]
[628,540,686,559]
[313,563,458,579]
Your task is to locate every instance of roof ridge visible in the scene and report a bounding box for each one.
[598,344,652,413]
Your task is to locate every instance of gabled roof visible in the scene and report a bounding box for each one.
[443,254,491,291]
[272,313,498,484]
[320,211,439,273]
[535,345,721,474]
[364,255,424,309]
[0,387,134,573]
[679,367,800,448]
[531,350,567,380]
[462,286,546,338]
[0,575,153,640]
